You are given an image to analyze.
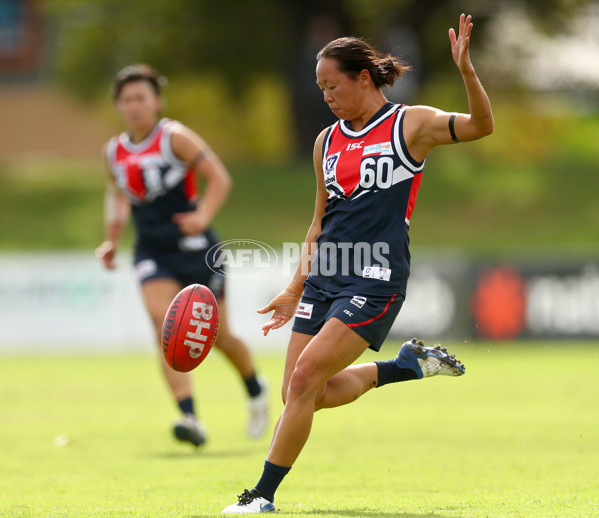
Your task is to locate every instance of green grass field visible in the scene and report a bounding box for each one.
[1,342,598,517]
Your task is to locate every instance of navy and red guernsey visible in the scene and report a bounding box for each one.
[106,118,202,251]
[306,102,425,298]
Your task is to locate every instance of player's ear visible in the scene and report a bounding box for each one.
[359,69,371,88]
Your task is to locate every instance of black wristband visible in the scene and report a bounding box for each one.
[449,114,460,143]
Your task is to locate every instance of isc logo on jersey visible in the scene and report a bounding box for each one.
[184,302,214,358]
[346,141,364,151]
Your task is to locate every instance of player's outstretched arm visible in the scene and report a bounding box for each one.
[449,13,494,140]
[404,14,493,161]
[257,129,329,335]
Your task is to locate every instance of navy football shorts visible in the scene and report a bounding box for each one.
[291,282,405,351]
[133,246,225,300]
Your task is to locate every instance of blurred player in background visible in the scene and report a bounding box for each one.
[95,64,268,446]
[222,14,493,513]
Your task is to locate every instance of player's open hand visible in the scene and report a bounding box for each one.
[449,13,474,74]
[95,240,117,269]
[257,289,302,336]
[172,211,209,235]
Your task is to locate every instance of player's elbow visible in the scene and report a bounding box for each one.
[482,116,494,136]
[474,114,494,138]
[218,169,233,196]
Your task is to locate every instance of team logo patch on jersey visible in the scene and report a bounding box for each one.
[324,153,340,179]
[323,152,346,198]
[295,303,313,319]
[350,296,367,308]
[363,142,392,156]
[362,266,392,282]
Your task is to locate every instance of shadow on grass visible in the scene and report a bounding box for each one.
[148,446,262,459]
[191,509,448,518]
[290,510,446,517]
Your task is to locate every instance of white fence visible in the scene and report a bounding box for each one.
[0,252,291,353]
[0,252,461,353]
[4,252,594,353]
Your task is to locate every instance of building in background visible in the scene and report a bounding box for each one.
[0,0,45,78]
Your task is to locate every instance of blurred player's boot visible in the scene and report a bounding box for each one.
[395,338,465,378]
[247,378,269,439]
[221,489,275,514]
[173,414,207,447]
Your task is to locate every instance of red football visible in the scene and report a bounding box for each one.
[161,284,220,372]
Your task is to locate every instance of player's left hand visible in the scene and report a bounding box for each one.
[449,13,474,74]
[257,289,302,336]
[172,211,209,235]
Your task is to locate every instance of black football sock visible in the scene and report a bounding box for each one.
[177,396,195,416]
[243,372,262,398]
[254,460,291,502]
[374,359,419,387]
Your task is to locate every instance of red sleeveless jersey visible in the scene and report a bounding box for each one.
[307,102,426,297]
[106,118,197,204]
[106,119,200,250]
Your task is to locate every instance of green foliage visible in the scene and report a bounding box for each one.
[406,89,599,253]
[519,0,594,33]
[44,0,289,101]
[1,344,598,516]
[45,0,596,102]
[162,75,293,162]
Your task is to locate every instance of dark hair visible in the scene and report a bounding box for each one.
[112,64,167,101]
[316,37,410,88]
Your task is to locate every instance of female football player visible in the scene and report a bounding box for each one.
[222,14,493,513]
[96,64,269,446]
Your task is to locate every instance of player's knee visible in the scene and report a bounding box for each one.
[287,370,311,401]
[287,362,321,402]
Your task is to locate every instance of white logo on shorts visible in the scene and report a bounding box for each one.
[295,302,313,319]
[179,234,209,251]
[350,296,367,308]
[136,259,158,281]
[362,266,391,282]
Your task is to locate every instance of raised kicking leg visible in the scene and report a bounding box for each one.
[221,322,466,514]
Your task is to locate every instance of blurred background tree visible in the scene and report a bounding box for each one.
[41,0,599,156]
[1,0,598,250]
